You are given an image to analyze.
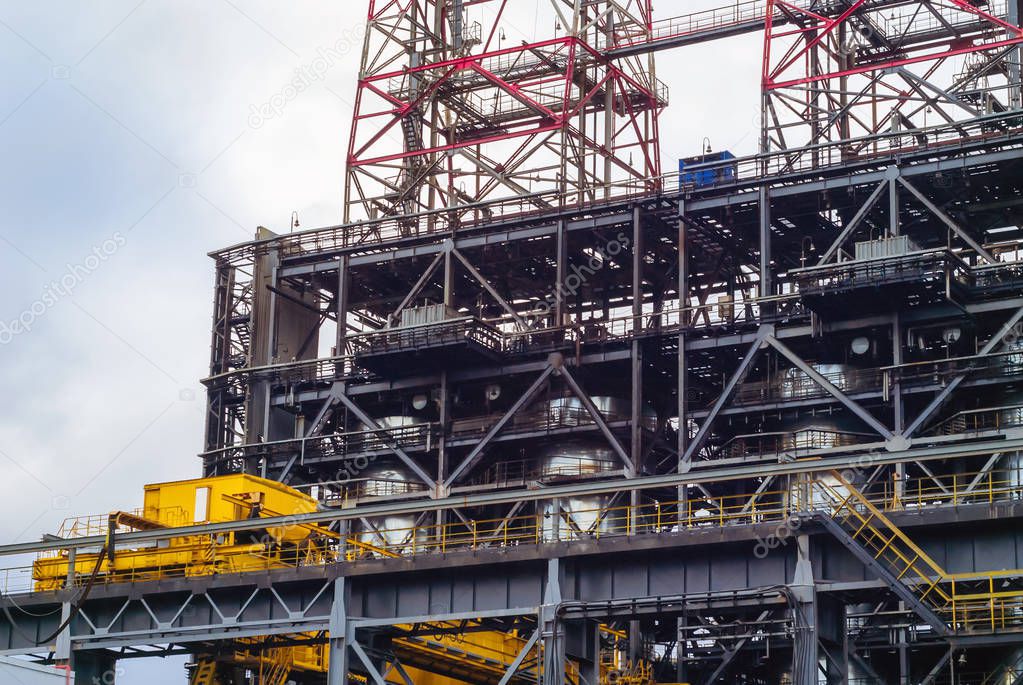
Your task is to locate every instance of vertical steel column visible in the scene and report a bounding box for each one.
[759,186,773,314]
[542,558,565,684]
[555,219,566,328]
[676,200,690,682]
[677,200,690,493]
[336,256,350,358]
[791,535,818,685]
[898,608,910,685]
[443,247,454,309]
[630,205,644,483]
[54,546,76,665]
[1010,0,1022,109]
[327,577,349,685]
[888,168,901,238]
[893,314,906,506]
[676,612,689,683]
[259,250,282,476]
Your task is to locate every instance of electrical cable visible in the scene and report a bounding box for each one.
[1,547,108,646]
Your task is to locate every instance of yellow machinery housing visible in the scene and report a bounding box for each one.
[34,474,328,592]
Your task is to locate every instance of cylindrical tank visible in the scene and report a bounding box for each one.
[537,439,620,541]
[351,413,429,554]
[519,395,658,432]
[778,363,854,399]
[351,463,424,554]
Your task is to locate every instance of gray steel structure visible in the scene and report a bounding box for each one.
[4,2,1023,684]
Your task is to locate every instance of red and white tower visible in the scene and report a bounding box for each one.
[343,0,666,226]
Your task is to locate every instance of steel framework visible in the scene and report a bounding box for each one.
[4,1,1023,684]
[761,0,1023,155]
[343,0,665,224]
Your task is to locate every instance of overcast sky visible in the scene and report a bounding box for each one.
[0,2,760,682]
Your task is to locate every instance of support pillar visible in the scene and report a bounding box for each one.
[335,255,350,358]
[54,546,76,667]
[555,219,566,329]
[790,534,818,685]
[678,200,690,507]
[630,205,644,484]
[542,558,565,685]
[327,577,349,685]
[759,185,774,316]
[73,651,117,685]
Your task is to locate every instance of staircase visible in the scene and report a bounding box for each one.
[258,647,293,685]
[189,659,217,685]
[812,470,1023,634]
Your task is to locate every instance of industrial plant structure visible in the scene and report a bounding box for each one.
[3,0,1023,683]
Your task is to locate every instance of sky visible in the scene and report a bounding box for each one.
[0,2,761,682]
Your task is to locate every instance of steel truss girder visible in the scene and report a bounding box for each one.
[11,434,1023,561]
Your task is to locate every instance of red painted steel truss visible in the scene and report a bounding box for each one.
[761,0,1023,153]
[344,0,664,225]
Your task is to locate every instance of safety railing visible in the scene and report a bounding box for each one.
[475,457,620,488]
[719,428,871,461]
[817,470,1023,632]
[209,111,1023,267]
[21,467,1023,629]
[348,317,504,358]
[733,366,883,405]
[791,249,973,296]
[931,405,1023,437]
[883,349,1023,398]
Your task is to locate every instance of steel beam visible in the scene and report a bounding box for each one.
[5,435,1023,558]
[682,326,771,463]
[443,364,556,487]
[766,335,894,440]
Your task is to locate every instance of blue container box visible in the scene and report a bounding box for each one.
[679,150,736,189]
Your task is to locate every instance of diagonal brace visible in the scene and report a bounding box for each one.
[444,365,556,487]
[683,326,772,464]
[817,180,888,265]
[451,247,528,330]
[766,335,894,440]
[332,388,436,488]
[389,251,446,325]
[559,364,636,475]
[906,306,1023,437]
[497,628,541,685]
[898,176,997,264]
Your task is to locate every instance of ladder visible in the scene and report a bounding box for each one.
[189,659,218,685]
[817,471,951,612]
[258,647,293,685]
[813,470,1023,633]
